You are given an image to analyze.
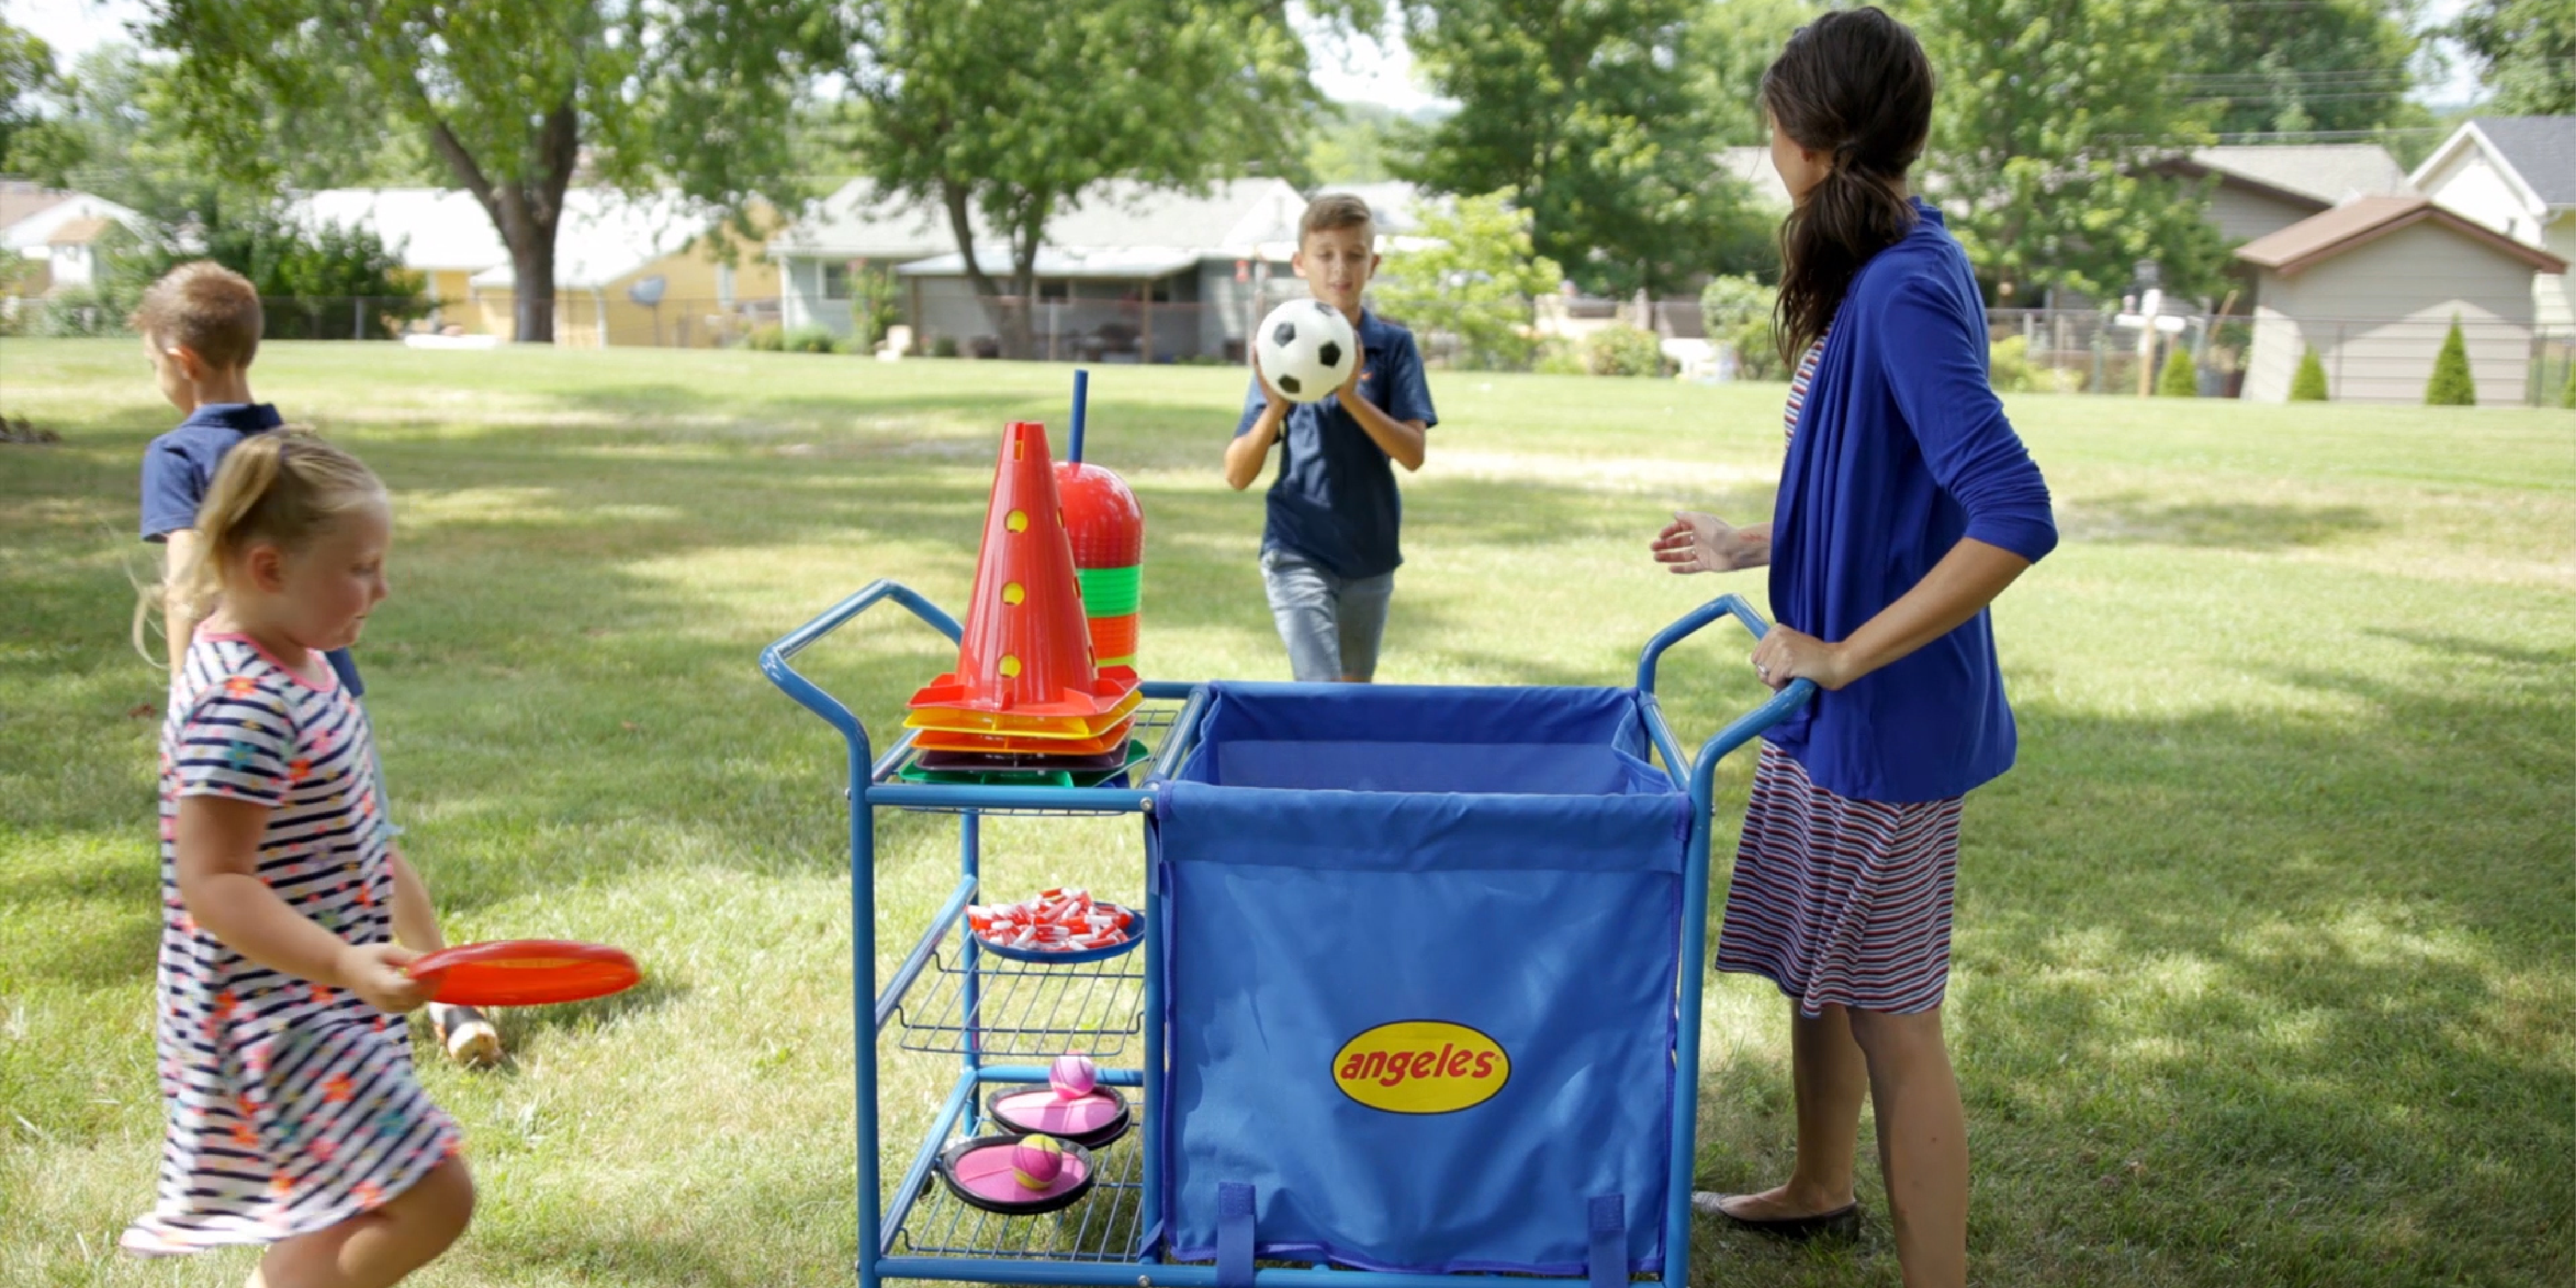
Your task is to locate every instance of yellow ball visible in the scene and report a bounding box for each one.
[1011,1135,1065,1189]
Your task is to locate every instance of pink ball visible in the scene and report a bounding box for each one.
[1049,1054,1098,1100]
[1011,1135,1065,1189]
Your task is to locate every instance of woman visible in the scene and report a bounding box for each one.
[1649,9,2057,1286]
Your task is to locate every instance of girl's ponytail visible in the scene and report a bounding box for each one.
[1761,6,1935,365]
[135,430,385,663]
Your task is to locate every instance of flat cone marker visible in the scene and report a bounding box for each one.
[909,422,1138,717]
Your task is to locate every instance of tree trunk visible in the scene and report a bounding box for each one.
[429,100,578,343]
[510,235,558,345]
[944,181,1043,360]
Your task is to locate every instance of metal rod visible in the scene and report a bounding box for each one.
[883,1066,982,1257]
[880,874,979,1033]
[1070,368,1090,464]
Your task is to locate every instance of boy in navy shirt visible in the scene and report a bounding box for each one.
[1224,194,1437,682]
[134,261,502,1068]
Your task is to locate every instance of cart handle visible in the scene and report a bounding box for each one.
[759,579,963,752]
[1635,593,1816,793]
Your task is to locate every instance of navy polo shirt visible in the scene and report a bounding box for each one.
[1233,310,1437,579]
[140,403,365,697]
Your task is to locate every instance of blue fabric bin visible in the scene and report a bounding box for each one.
[1151,682,1692,1275]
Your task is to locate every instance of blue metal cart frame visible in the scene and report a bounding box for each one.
[761,581,1813,1288]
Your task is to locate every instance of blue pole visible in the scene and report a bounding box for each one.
[1070,368,1090,464]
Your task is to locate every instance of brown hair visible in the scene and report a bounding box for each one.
[1761,6,1934,365]
[137,430,385,660]
[1299,193,1376,246]
[132,261,264,370]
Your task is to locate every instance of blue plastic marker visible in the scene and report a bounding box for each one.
[1069,368,1089,465]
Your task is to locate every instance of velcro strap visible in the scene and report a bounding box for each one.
[1587,1194,1625,1288]
[1217,1182,1256,1288]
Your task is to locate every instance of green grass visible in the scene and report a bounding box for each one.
[2,339,2571,1287]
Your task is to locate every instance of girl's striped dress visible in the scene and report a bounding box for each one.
[1714,331,1968,1018]
[124,634,459,1255]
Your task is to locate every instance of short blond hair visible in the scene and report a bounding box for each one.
[1299,193,1376,247]
[132,261,263,370]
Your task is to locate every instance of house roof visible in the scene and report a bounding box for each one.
[0,180,73,233]
[299,187,723,289]
[2164,144,2413,209]
[2466,116,2576,209]
[468,193,715,290]
[772,177,1308,261]
[299,189,507,271]
[46,216,110,246]
[895,246,1202,280]
[2234,195,2569,278]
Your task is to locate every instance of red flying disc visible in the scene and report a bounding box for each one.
[407,940,641,1007]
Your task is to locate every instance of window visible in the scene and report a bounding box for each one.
[717,264,736,306]
[1039,280,1071,304]
[822,263,852,300]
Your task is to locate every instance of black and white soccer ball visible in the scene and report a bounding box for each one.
[1254,300,1358,404]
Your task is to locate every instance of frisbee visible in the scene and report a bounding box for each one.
[407,940,641,1007]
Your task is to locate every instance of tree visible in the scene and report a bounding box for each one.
[2156,340,2197,396]
[1309,101,1417,184]
[1372,190,1564,371]
[2425,317,2476,406]
[2449,0,2576,115]
[843,0,1326,359]
[144,1,829,343]
[2290,346,2329,401]
[1396,0,1773,297]
[1896,0,2228,305]
[2176,1,2420,137]
[0,19,60,172]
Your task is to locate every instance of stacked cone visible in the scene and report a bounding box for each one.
[1055,462,1144,669]
[901,422,1144,783]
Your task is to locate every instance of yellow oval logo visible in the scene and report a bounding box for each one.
[1331,1021,1510,1115]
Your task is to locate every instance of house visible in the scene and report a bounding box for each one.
[2234,196,2566,404]
[772,178,1311,360]
[298,188,781,346]
[2150,145,2415,247]
[2408,117,2576,333]
[1,180,142,294]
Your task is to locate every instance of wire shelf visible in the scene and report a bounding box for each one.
[892,948,1146,1059]
[892,1093,1152,1262]
[870,700,1189,817]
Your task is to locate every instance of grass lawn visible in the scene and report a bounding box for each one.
[2,338,2569,1287]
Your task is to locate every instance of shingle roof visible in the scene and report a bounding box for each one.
[2176,145,2414,207]
[0,181,72,232]
[772,178,1306,260]
[2469,116,2576,209]
[2234,195,2568,277]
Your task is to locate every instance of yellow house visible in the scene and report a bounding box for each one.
[467,196,782,348]
[299,188,781,345]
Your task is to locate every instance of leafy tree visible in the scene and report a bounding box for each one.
[842,0,1329,359]
[0,19,62,173]
[1686,0,1823,145]
[2424,317,2476,406]
[1396,0,1772,296]
[1895,0,2228,305]
[2176,1,2420,137]
[2449,0,2576,115]
[1308,101,1416,184]
[2156,340,2197,396]
[143,1,830,343]
[1372,189,1564,370]
[2290,346,2329,401]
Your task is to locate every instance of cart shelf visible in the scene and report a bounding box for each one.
[891,947,1145,1060]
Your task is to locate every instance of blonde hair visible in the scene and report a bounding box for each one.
[1299,193,1376,247]
[132,261,264,370]
[136,430,386,661]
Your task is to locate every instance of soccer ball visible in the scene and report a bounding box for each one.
[1254,300,1358,404]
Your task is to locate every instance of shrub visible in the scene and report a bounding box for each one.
[1585,324,1667,377]
[1532,340,1587,375]
[2424,316,2476,406]
[932,335,960,359]
[1699,274,1773,334]
[2562,360,2574,410]
[2289,346,2328,401]
[1730,317,1783,381]
[2157,343,2199,397]
[31,288,128,337]
[782,325,843,354]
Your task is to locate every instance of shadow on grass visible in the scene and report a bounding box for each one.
[2061,493,2386,550]
[1689,647,2574,1286]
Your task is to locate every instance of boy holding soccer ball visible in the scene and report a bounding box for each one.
[1223,193,1437,683]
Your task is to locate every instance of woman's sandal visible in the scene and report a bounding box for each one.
[1691,1192,1862,1242]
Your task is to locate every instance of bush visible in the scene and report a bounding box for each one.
[2425,316,2476,406]
[1373,189,1564,371]
[31,288,129,337]
[932,336,960,359]
[1699,274,1773,334]
[781,325,843,355]
[1585,324,1667,377]
[1987,335,2082,395]
[116,204,430,340]
[743,324,785,351]
[2157,343,2199,397]
[1730,317,1783,381]
[2562,360,2574,410]
[2290,346,2329,401]
[1532,340,1587,375]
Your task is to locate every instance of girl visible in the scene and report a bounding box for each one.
[1650,9,2056,1286]
[124,431,475,1287]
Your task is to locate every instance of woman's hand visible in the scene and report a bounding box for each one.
[1751,624,1861,692]
[1652,511,1769,573]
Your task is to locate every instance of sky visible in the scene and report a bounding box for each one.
[7,0,2484,112]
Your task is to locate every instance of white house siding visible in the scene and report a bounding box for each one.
[2540,215,2575,334]
[2417,154,2542,244]
[2244,305,2307,401]
[2207,185,2322,247]
[779,258,846,336]
[2250,222,2539,404]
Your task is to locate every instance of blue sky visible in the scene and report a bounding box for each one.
[7,0,2484,112]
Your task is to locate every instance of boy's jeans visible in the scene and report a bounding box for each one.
[1259,547,1395,682]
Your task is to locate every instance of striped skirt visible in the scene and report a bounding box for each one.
[1715,742,1966,1017]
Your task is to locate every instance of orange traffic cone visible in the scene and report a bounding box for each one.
[909,422,1139,717]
